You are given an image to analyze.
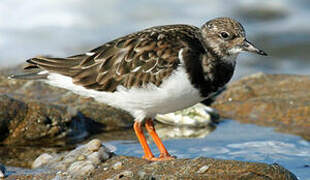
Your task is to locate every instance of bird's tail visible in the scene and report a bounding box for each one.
[8,55,84,80]
[8,71,48,80]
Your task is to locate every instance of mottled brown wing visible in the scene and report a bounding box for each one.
[26,25,202,92]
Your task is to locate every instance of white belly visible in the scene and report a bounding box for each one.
[45,65,204,122]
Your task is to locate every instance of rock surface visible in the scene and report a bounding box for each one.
[211,73,310,140]
[5,157,298,180]
[4,139,298,180]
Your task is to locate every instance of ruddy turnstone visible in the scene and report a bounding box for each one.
[10,17,267,161]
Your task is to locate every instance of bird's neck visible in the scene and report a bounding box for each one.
[199,52,236,97]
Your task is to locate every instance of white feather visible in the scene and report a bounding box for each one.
[38,70,48,75]
[228,46,242,55]
[131,66,141,72]
[86,52,95,56]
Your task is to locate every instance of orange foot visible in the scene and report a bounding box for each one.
[143,154,176,161]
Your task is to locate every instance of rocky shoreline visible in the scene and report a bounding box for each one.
[2,139,298,180]
[211,72,310,140]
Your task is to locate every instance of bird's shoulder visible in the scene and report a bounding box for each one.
[71,24,205,91]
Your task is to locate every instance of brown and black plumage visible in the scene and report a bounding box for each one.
[25,24,202,92]
[11,17,267,161]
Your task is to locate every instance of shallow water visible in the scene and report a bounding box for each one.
[0,0,309,179]
[107,120,310,180]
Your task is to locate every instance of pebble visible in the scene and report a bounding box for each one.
[67,161,95,176]
[112,162,123,170]
[137,170,146,178]
[87,139,102,152]
[197,165,209,174]
[87,152,101,165]
[32,153,53,169]
[98,146,113,160]
[77,154,86,161]
[121,170,133,177]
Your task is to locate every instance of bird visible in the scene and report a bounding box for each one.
[10,17,267,161]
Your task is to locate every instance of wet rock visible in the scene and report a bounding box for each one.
[0,145,73,168]
[96,157,297,180]
[2,137,298,180]
[0,94,83,145]
[211,73,310,140]
[7,156,297,180]
[0,67,133,145]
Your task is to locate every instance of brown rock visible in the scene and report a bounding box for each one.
[1,138,298,179]
[5,156,297,180]
[211,73,310,140]
[0,66,133,145]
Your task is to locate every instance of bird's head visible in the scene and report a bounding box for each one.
[200,17,267,61]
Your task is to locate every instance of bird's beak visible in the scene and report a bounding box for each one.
[242,39,267,56]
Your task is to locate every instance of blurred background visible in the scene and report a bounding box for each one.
[0,0,309,179]
[0,0,309,80]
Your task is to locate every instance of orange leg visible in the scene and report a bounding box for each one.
[145,118,175,160]
[133,121,154,160]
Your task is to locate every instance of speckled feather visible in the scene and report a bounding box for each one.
[25,24,205,92]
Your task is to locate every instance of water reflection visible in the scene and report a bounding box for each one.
[155,123,216,140]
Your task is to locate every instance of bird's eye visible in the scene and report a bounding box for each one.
[220,32,229,39]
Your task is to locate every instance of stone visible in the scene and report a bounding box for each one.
[67,160,95,177]
[87,152,101,165]
[112,162,122,170]
[32,153,53,169]
[77,155,86,161]
[87,139,102,152]
[211,73,310,140]
[120,170,133,177]
[197,165,209,174]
